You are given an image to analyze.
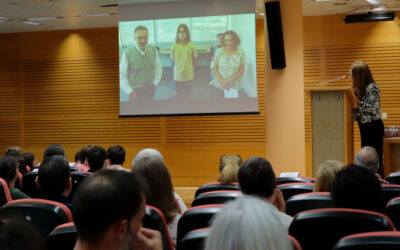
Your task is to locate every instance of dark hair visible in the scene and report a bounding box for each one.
[351,61,375,100]
[134,25,148,35]
[38,155,70,199]
[331,164,384,213]
[0,156,18,186]
[238,157,276,198]
[22,152,35,169]
[72,170,144,244]
[87,146,106,173]
[43,144,65,160]
[107,145,126,165]
[80,145,94,164]
[4,146,23,157]
[0,219,45,250]
[132,158,177,223]
[75,150,81,162]
[222,30,241,47]
[16,157,27,175]
[175,24,191,43]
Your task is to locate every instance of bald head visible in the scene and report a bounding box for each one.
[132,148,163,169]
[354,146,379,174]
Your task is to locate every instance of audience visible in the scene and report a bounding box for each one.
[0,218,45,250]
[72,170,162,250]
[4,146,27,175]
[331,164,384,213]
[218,154,242,184]
[75,145,94,171]
[22,152,38,172]
[106,145,129,172]
[37,155,72,209]
[205,195,291,250]
[314,160,343,192]
[238,157,292,230]
[132,148,163,168]
[0,156,29,200]
[354,146,381,178]
[132,158,184,247]
[87,146,106,173]
[43,144,65,160]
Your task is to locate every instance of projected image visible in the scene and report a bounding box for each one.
[119,14,258,116]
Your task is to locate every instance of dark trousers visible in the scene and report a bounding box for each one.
[134,85,155,102]
[358,119,384,176]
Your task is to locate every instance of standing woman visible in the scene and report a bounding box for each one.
[351,61,384,175]
[171,24,198,99]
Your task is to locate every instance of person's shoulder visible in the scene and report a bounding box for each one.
[367,82,379,91]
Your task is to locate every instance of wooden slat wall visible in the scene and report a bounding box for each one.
[304,15,400,171]
[0,24,266,187]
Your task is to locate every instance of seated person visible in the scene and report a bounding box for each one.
[354,146,381,179]
[43,144,65,159]
[218,154,242,184]
[74,145,94,172]
[106,145,129,172]
[87,146,106,173]
[0,218,45,250]
[36,155,72,210]
[0,156,29,200]
[4,146,28,175]
[205,195,291,250]
[132,158,185,247]
[238,157,292,230]
[331,164,384,213]
[22,152,38,172]
[72,170,162,250]
[314,160,343,192]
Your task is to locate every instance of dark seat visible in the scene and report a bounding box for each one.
[68,171,92,202]
[333,231,400,250]
[385,197,400,229]
[286,192,334,216]
[276,176,315,185]
[177,204,223,244]
[386,171,400,185]
[22,172,42,198]
[277,182,315,201]
[46,222,76,250]
[194,182,239,198]
[0,178,12,206]
[0,198,73,238]
[191,191,241,207]
[289,235,302,250]
[380,179,389,185]
[289,208,395,250]
[143,205,173,250]
[177,227,209,250]
[381,184,400,206]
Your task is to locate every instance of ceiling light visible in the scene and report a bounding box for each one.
[366,0,380,4]
[345,12,395,23]
[78,13,115,17]
[0,17,12,21]
[21,21,41,26]
[259,13,264,16]
[27,17,61,21]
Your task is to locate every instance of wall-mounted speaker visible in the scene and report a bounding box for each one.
[265,1,286,69]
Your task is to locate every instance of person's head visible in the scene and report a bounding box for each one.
[74,150,81,163]
[0,218,45,250]
[350,60,375,99]
[217,33,223,46]
[222,30,240,50]
[107,145,126,166]
[175,24,190,43]
[218,154,242,184]
[0,156,19,187]
[331,164,383,212]
[4,146,23,157]
[80,145,94,166]
[314,160,344,192]
[73,170,145,248]
[131,158,177,223]
[37,155,71,199]
[238,157,276,199]
[132,148,163,169]
[205,195,291,250]
[22,152,37,169]
[43,144,65,160]
[87,146,106,173]
[354,146,380,174]
[134,25,148,51]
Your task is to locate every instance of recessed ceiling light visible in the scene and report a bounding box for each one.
[27,17,61,21]
[366,0,380,4]
[259,13,264,16]
[78,13,116,18]
[21,21,41,26]
[0,17,12,21]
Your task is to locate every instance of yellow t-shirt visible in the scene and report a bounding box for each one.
[171,42,198,82]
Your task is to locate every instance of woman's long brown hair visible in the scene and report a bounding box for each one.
[351,61,375,100]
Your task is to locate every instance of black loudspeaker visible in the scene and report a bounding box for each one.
[265,1,286,69]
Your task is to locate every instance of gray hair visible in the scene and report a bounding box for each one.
[205,195,291,250]
[354,146,379,173]
[132,148,163,168]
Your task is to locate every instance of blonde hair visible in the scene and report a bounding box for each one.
[218,155,242,184]
[314,160,344,192]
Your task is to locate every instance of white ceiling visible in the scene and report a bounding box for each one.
[0,0,399,34]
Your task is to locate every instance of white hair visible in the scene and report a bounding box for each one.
[132,148,164,168]
[205,195,291,250]
[354,146,379,173]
